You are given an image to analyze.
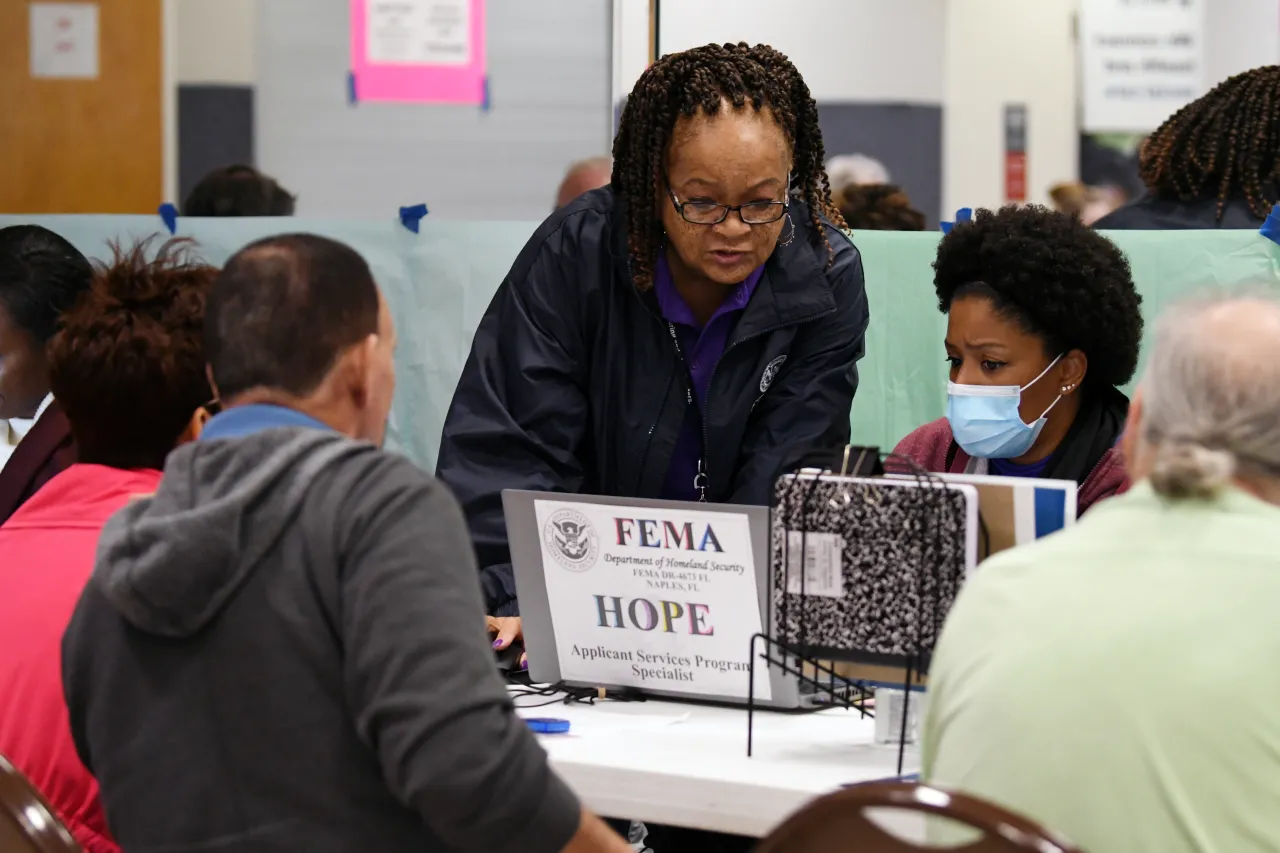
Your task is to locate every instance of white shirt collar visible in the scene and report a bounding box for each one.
[1,393,55,447]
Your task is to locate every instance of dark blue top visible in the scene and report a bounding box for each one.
[989,454,1052,479]
[201,404,333,441]
[652,252,765,501]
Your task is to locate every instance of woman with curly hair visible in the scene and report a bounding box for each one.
[1094,65,1280,229]
[0,239,216,853]
[894,205,1144,513]
[439,43,869,628]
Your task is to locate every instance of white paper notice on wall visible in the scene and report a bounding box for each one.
[1080,0,1205,132]
[785,531,844,599]
[29,2,99,80]
[367,0,471,66]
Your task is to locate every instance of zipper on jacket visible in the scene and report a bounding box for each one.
[1079,451,1110,499]
[694,459,708,502]
[630,254,679,495]
[697,307,835,501]
[634,364,677,495]
[665,321,705,501]
[629,239,838,502]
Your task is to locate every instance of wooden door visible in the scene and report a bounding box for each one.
[0,0,163,213]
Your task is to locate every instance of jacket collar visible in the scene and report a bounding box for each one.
[735,215,839,341]
[0,400,73,522]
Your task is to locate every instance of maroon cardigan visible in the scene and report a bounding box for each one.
[0,401,76,526]
[892,417,1129,515]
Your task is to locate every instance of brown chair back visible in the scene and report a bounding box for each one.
[0,754,82,852]
[756,782,1082,853]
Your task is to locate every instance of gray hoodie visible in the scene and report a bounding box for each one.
[62,427,580,853]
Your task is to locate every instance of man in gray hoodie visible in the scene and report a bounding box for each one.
[61,234,630,853]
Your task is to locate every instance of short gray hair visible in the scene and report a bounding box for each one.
[825,154,890,191]
[1139,291,1280,498]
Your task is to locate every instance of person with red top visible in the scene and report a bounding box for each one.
[0,239,217,852]
[893,206,1144,514]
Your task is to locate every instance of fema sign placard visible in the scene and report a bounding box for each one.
[534,499,770,700]
[1081,0,1205,133]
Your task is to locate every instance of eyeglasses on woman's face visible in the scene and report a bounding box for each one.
[666,175,791,226]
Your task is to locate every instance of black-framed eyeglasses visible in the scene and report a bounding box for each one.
[666,176,791,226]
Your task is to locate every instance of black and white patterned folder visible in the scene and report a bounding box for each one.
[770,473,978,665]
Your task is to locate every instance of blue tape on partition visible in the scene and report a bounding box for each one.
[347,71,358,105]
[157,203,178,235]
[1259,203,1280,246]
[398,203,429,233]
[481,76,491,112]
[940,207,973,235]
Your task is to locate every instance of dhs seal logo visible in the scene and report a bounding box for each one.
[544,509,599,572]
[759,355,787,393]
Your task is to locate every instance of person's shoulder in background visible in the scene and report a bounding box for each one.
[891,418,955,473]
[1091,194,1181,230]
[1093,193,1265,230]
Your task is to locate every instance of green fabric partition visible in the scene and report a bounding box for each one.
[0,215,536,468]
[4,215,1277,471]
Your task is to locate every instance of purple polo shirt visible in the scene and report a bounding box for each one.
[989,455,1052,478]
[654,253,765,501]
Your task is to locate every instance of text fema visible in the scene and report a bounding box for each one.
[614,517,724,552]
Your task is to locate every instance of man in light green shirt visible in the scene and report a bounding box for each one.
[924,292,1280,853]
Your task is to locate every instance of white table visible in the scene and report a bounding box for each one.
[514,690,921,838]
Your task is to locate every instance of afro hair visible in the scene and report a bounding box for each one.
[933,205,1144,388]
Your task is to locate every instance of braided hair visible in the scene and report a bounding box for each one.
[612,42,845,291]
[1141,65,1280,221]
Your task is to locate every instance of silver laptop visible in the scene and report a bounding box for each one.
[502,489,807,708]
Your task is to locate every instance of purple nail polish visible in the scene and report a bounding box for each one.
[520,659,529,671]
[492,639,503,649]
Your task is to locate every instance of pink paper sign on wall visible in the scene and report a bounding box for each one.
[350,0,486,104]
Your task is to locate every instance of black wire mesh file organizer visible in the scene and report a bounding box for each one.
[746,447,973,776]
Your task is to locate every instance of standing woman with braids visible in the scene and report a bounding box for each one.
[438,43,868,646]
[1094,65,1280,229]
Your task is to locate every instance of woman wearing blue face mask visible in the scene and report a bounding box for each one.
[893,205,1144,514]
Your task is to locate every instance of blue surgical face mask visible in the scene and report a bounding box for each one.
[946,355,1064,460]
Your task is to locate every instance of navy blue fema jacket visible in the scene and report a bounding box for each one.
[437,186,869,616]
